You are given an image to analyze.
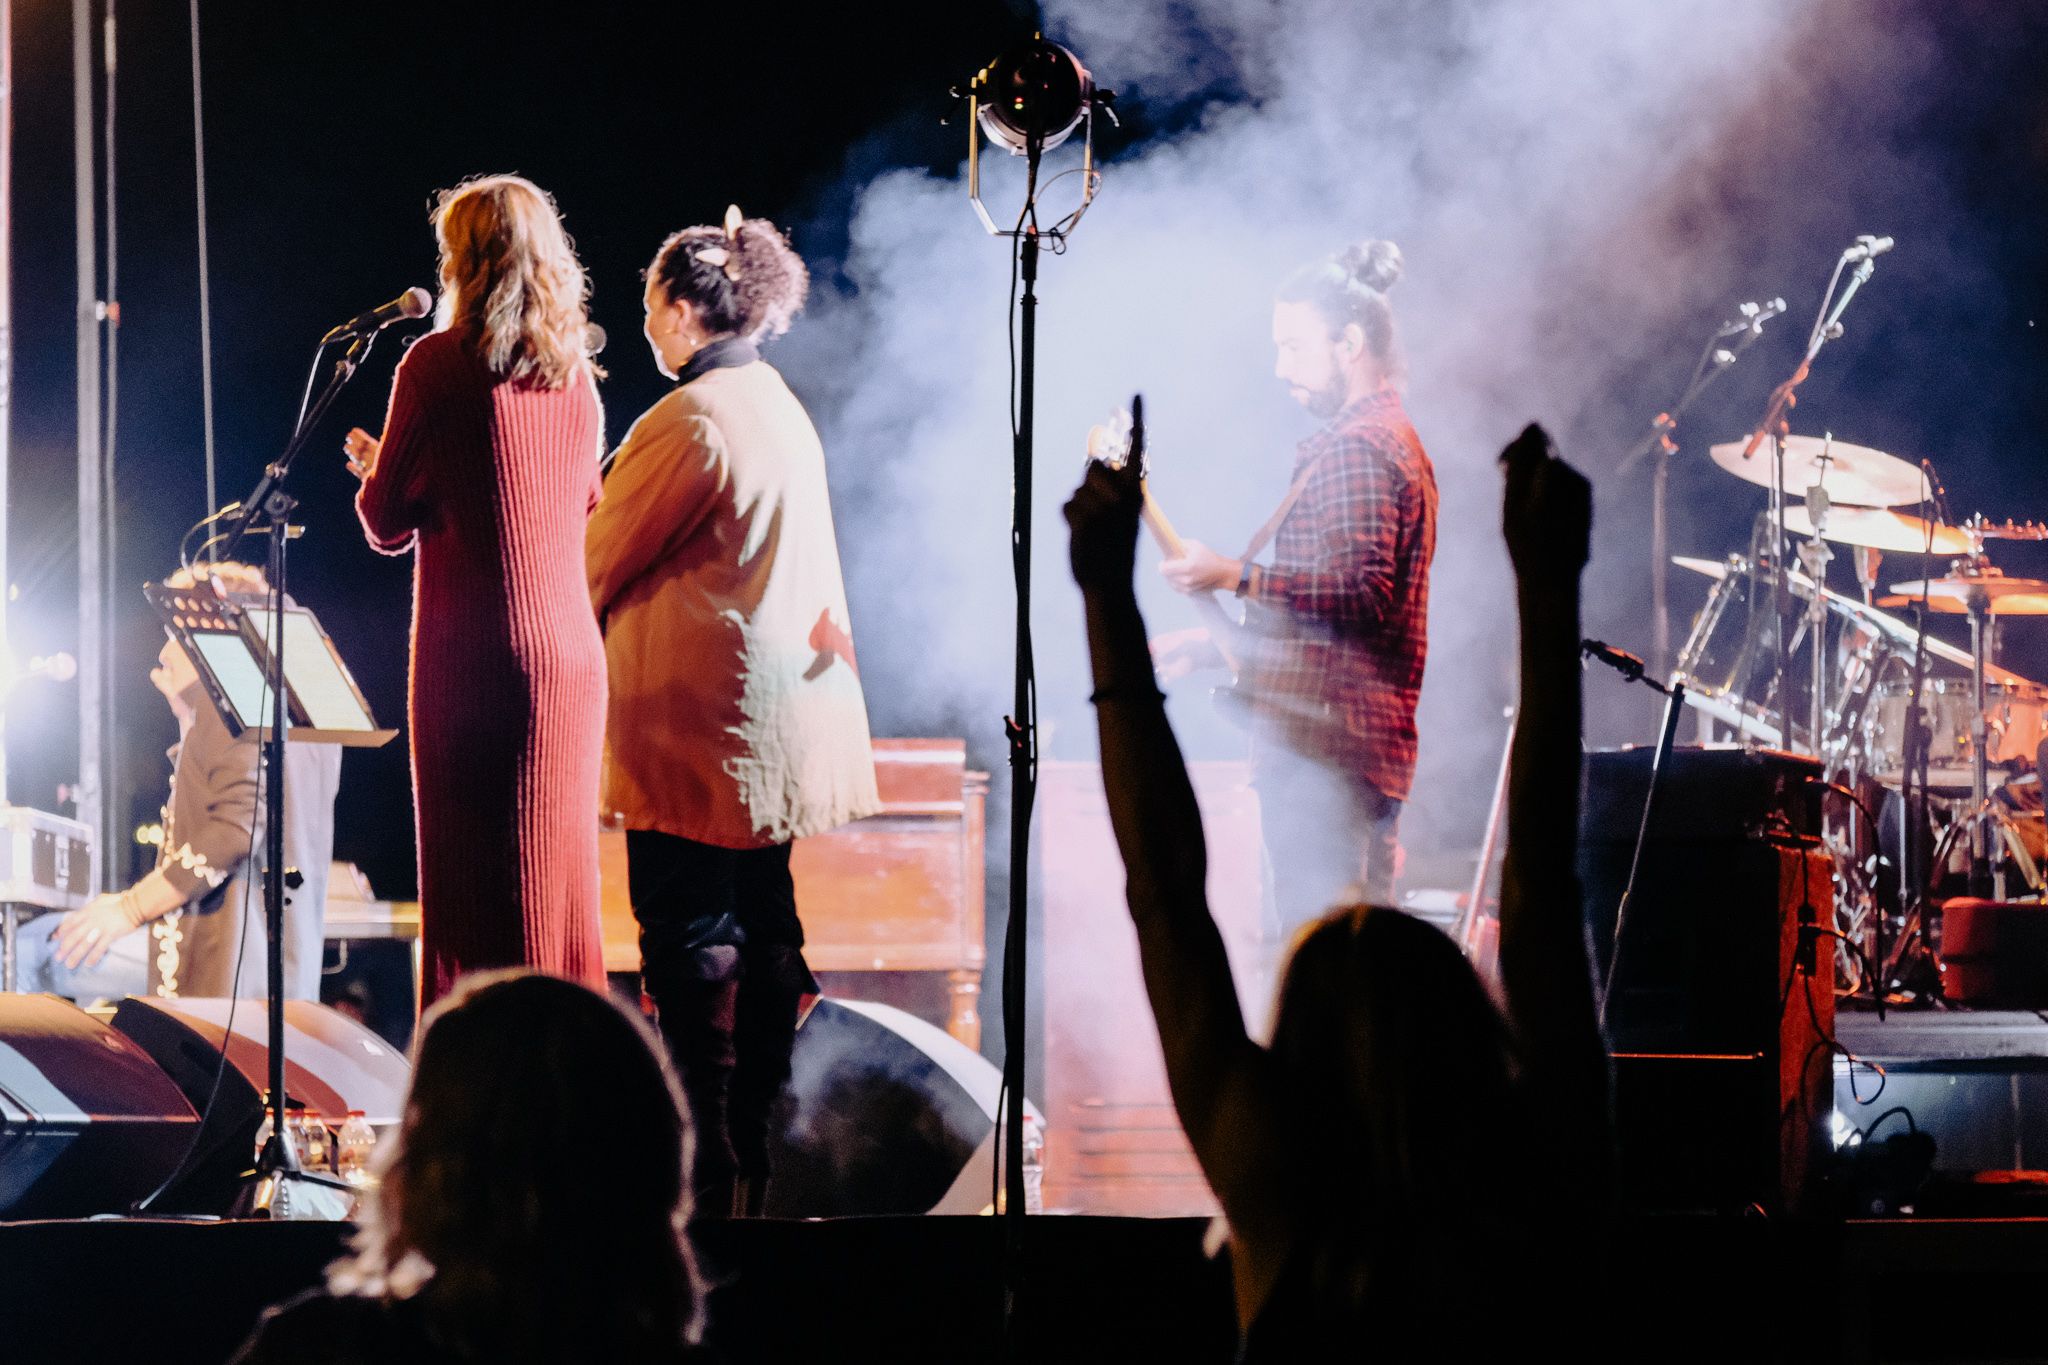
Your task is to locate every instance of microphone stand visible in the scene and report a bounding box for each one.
[210,326,381,1216]
[1582,640,1686,1027]
[1737,246,1881,751]
[1618,300,1781,677]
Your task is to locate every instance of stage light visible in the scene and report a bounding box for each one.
[972,39,1092,155]
[959,37,1115,238]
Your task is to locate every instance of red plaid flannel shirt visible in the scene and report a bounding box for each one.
[1242,389,1437,801]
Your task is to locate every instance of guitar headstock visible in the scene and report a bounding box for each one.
[1085,394,1148,476]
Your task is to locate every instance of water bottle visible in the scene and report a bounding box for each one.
[1021,1114,1045,1216]
[335,1110,377,1186]
[301,1110,334,1173]
[253,1110,276,1165]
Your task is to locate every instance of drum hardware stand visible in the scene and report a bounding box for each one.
[1617,298,1782,676]
[1964,578,2001,898]
[1798,484,1837,759]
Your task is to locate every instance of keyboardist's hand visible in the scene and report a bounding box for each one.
[51,895,143,972]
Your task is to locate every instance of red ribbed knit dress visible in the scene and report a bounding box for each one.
[356,329,608,1007]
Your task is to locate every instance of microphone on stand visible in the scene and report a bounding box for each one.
[322,287,433,343]
[1844,235,1895,263]
[1581,638,1649,683]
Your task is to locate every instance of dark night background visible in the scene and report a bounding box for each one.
[7,2,2048,1073]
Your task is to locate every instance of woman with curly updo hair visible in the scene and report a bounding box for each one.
[233,972,714,1363]
[344,175,609,1006]
[588,208,878,1216]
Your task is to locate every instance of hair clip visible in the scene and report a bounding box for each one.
[697,205,745,282]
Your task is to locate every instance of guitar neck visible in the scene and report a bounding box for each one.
[1140,483,1241,677]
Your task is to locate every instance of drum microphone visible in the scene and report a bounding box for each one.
[322,287,433,343]
[1581,638,1649,683]
[1844,235,1895,263]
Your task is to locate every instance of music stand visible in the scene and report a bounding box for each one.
[144,574,393,1216]
[145,579,395,750]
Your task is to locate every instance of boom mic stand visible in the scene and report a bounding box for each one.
[205,324,385,1216]
[1736,237,1888,750]
[1618,298,1783,678]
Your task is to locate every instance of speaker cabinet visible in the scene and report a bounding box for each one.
[108,996,410,1212]
[1582,748,1834,1213]
[0,994,198,1218]
[767,997,1039,1218]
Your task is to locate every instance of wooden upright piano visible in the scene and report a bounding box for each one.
[599,738,989,1048]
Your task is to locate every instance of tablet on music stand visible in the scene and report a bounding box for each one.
[145,577,396,749]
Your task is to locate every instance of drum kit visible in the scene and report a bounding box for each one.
[1669,431,2048,997]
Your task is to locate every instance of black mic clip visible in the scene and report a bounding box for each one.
[1582,638,1677,697]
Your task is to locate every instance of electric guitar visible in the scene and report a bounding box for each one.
[1086,402,1252,716]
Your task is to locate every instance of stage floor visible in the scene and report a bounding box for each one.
[4,1212,2047,1363]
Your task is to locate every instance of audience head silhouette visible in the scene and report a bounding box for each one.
[336,970,706,1357]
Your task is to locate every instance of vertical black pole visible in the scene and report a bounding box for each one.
[262,497,293,1173]
[1002,221,1040,1337]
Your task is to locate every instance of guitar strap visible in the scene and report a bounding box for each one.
[1239,450,1327,562]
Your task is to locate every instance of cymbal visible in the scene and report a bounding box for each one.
[1888,573,2048,615]
[1680,554,2029,680]
[1708,434,1925,507]
[1883,589,2048,617]
[1780,505,1971,554]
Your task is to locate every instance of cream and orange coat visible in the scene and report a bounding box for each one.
[588,360,879,848]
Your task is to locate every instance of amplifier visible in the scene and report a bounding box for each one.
[1581,745,1820,844]
[0,806,93,911]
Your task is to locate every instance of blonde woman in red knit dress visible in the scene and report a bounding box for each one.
[343,175,608,1007]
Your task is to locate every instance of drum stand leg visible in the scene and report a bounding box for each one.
[1967,589,1998,899]
[1798,531,1834,758]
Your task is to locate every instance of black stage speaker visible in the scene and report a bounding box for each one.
[1582,746,1833,1214]
[0,994,199,1218]
[766,998,1037,1218]
[109,996,410,1213]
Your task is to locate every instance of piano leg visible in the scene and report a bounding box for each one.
[946,968,981,1051]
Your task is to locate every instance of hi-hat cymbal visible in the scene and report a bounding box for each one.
[1780,505,1971,554]
[1887,572,2048,616]
[1708,434,1925,507]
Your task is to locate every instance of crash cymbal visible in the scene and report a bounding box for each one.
[1780,505,1971,555]
[1708,433,1926,507]
[1888,573,2048,615]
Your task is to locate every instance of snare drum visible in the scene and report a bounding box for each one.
[1865,678,2048,788]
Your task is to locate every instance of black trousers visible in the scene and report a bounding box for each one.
[626,829,817,1217]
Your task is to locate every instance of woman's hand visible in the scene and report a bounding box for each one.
[52,894,142,971]
[1065,458,1145,594]
[344,428,382,481]
[1500,423,1590,583]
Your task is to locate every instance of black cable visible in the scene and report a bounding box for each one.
[1853,1106,1917,1145]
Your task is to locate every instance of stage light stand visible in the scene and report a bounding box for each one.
[955,36,1113,1346]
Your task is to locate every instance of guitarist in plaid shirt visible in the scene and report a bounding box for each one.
[1157,239,1437,943]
